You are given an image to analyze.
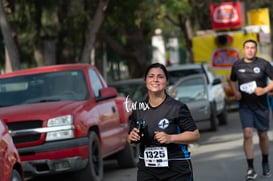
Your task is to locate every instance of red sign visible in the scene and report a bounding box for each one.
[210,2,244,30]
[211,48,241,68]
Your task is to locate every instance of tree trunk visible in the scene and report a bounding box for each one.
[4,48,12,72]
[176,15,193,64]
[80,0,108,64]
[100,27,149,78]
[33,0,44,67]
[33,47,44,67]
[43,39,56,65]
[56,0,69,64]
[0,0,20,71]
[125,27,150,78]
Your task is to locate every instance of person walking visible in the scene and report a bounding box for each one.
[127,63,200,181]
[230,39,273,180]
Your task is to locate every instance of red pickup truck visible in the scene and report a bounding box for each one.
[0,64,136,180]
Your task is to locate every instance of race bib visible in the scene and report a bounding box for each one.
[144,146,168,167]
[240,81,257,94]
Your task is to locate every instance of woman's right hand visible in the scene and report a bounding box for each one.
[128,128,140,143]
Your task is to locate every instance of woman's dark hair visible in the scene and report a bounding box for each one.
[243,39,257,48]
[144,63,168,80]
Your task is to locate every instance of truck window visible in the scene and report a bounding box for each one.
[0,70,89,107]
[88,69,103,98]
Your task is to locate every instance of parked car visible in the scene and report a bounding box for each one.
[110,63,227,131]
[109,78,147,101]
[167,74,219,131]
[0,119,23,181]
[167,63,228,130]
[0,64,136,181]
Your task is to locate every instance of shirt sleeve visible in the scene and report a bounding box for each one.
[230,63,237,81]
[265,60,273,80]
[176,103,198,132]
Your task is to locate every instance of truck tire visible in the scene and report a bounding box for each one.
[11,169,22,181]
[76,132,103,181]
[210,102,218,131]
[116,142,139,168]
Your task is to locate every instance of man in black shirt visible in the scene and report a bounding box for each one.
[230,39,273,180]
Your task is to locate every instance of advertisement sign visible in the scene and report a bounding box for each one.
[211,48,240,68]
[192,32,257,80]
[247,8,270,33]
[210,2,244,30]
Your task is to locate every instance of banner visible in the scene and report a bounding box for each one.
[192,32,257,80]
[210,2,244,30]
[247,8,270,33]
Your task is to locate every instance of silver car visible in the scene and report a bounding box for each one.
[167,74,218,131]
[167,63,228,131]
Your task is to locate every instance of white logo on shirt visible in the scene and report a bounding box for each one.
[158,118,169,129]
[238,69,246,72]
[253,67,260,74]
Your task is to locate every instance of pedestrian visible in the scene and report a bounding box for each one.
[127,63,200,181]
[229,39,273,180]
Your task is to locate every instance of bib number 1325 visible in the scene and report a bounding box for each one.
[144,147,168,167]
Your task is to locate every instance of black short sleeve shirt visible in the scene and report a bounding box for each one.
[230,57,273,109]
[128,95,197,159]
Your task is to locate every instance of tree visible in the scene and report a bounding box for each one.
[159,1,194,62]
[0,0,19,72]
[101,0,161,79]
[80,0,108,64]
[1,0,272,75]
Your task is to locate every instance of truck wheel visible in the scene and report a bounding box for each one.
[210,102,218,131]
[11,169,22,181]
[77,132,103,181]
[217,107,228,125]
[116,142,139,168]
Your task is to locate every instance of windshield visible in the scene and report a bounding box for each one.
[113,82,147,101]
[0,70,89,107]
[168,68,203,85]
[169,76,207,103]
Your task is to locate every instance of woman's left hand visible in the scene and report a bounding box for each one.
[154,131,171,144]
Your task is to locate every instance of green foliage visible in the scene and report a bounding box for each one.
[164,0,192,15]
[1,0,273,69]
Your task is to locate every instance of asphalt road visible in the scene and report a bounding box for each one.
[191,110,273,181]
[102,110,273,181]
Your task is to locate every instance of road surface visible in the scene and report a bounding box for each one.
[27,110,273,181]
[103,110,273,181]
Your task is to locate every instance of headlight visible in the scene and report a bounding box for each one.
[47,115,73,127]
[46,115,74,141]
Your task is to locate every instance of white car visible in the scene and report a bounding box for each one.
[167,63,227,131]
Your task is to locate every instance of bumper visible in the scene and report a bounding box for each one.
[19,137,89,177]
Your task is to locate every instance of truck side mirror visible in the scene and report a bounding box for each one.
[97,87,117,101]
[212,78,222,85]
